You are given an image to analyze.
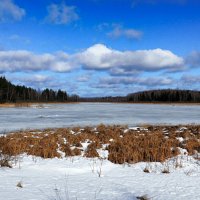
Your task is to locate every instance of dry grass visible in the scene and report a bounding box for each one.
[0,154,13,168]
[136,195,149,200]
[16,181,23,188]
[84,142,100,158]
[0,125,200,165]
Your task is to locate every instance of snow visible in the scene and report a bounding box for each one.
[81,141,91,151]
[176,137,185,143]
[124,127,148,133]
[70,130,76,135]
[1,154,200,200]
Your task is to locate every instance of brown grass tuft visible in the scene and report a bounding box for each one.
[84,142,99,158]
[0,124,200,165]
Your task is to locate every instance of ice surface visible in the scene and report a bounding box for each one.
[0,103,200,133]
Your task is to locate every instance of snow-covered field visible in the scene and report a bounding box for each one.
[1,124,200,200]
[1,154,200,200]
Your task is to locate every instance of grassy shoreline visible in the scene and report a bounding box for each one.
[0,102,80,108]
[1,101,200,108]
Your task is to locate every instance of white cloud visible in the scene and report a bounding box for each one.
[108,25,143,40]
[109,67,140,76]
[77,44,113,69]
[181,75,200,84]
[0,0,25,22]
[46,2,79,25]
[173,74,200,90]
[77,75,91,82]
[0,50,76,73]
[100,76,174,86]
[0,44,185,74]
[21,74,51,84]
[139,77,174,86]
[77,44,184,72]
[8,74,69,90]
[186,51,200,68]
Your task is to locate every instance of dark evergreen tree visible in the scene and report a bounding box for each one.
[0,76,78,103]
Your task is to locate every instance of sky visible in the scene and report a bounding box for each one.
[0,0,200,97]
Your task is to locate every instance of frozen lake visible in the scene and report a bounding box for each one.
[0,103,200,133]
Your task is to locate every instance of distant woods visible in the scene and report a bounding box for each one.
[81,88,200,103]
[0,76,79,103]
[0,76,200,103]
[126,90,200,103]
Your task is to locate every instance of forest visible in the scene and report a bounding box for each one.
[126,89,200,103]
[1,76,200,103]
[0,76,79,103]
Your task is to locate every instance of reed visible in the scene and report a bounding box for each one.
[0,125,199,165]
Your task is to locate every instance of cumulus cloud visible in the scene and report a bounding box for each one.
[0,50,76,73]
[109,67,140,76]
[11,74,73,91]
[108,25,143,40]
[77,75,91,82]
[138,77,174,86]
[99,76,174,86]
[181,75,200,84]
[0,0,25,22]
[0,44,185,74]
[186,51,200,68]
[77,44,113,69]
[18,74,51,84]
[45,2,79,25]
[77,44,184,72]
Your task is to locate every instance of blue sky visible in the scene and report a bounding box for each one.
[0,0,200,97]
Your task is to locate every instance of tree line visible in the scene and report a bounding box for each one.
[126,89,200,103]
[0,76,79,103]
[81,89,200,103]
[1,76,200,103]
